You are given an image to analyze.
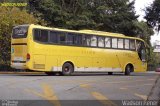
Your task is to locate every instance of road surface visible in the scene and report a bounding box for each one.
[0,72,159,106]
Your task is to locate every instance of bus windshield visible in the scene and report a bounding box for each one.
[137,40,146,62]
[12,26,28,38]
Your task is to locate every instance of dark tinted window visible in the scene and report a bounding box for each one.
[137,40,146,61]
[66,33,75,45]
[75,34,83,45]
[59,33,66,44]
[12,26,28,38]
[34,29,48,42]
[66,33,83,45]
[50,31,58,43]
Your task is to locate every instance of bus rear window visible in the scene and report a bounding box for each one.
[12,26,28,38]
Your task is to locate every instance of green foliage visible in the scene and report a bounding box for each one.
[148,47,160,70]
[0,0,155,70]
[29,0,153,44]
[0,7,38,69]
[145,0,160,31]
[88,0,139,36]
[134,21,154,46]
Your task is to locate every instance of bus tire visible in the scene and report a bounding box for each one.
[62,63,74,76]
[108,72,113,75]
[125,65,131,76]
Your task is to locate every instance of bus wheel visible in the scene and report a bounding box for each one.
[125,65,131,76]
[108,72,113,75]
[62,63,74,76]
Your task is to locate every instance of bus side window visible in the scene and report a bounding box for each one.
[83,35,91,46]
[91,36,97,47]
[125,39,129,49]
[118,38,124,49]
[98,37,105,47]
[66,33,75,45]
[34,29,48,43]
[75,34,83,45]
[59,32,66,44]
[40,30,48,42]
[130,39,136,50]
[50,31,58,43]
[112,38,118,48]
[66,33,83,45]
[136,40,146,62]
[34,29,40,41]
[105,37,111,48]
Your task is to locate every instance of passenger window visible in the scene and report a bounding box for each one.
[98,37,105,47]
[66,33,75,45]
[137,40,146,61]
[75,34,83,45]
[59,33,66,44]
[34,29,40,41]
[83,35,91,46]
[105,37,111,48]
[34,29,48,43]
[66,33,83,45]
[118,38,124,49]
[125,39,129,49]
[50,31,58,43]
[112,38,117,48]
[130,39,136,50]
[91,36,97,47]
[41,30,48,42]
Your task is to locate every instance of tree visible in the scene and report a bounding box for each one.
[29,0,96,29]
[88,0,139,36]
[145,0,160,31]
[134,21,154,46]
[29,0,140,35]
[0,7,38,69]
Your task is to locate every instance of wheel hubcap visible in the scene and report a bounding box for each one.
[64,67,69,72]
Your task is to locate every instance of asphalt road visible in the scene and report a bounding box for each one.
[0,72,159,106]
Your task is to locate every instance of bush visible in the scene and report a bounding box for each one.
[0,7,38,71]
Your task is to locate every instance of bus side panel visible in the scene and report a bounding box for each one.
[33,55,46,70]
[45,56,58,72]
[75,57,93,71]
[116,51,125,72]
[106,50,122,72]
[133,53,147,72]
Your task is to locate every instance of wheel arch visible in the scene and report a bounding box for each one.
[124,63,134,72]
[62,61,75,72]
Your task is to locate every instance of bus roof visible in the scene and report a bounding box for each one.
[29,24,144,42]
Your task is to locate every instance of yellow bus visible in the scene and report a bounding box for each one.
[11,24,148,75]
